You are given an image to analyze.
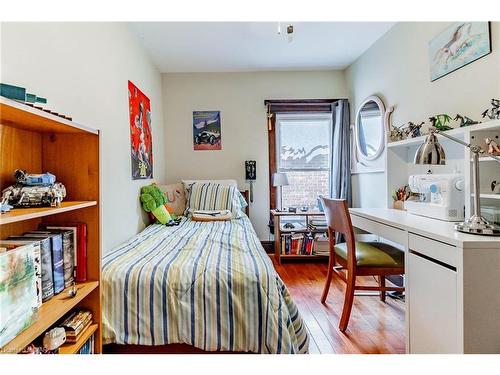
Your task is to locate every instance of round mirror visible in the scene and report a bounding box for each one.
[355,96,386,161]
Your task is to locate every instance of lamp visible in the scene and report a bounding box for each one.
[414,126,500,236]
[272,172,289,210]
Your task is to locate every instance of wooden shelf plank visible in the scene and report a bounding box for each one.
[0,97,98,135]
[271,209,325,217]
[0,201,97,225]
[280,254,327,258]
[0,281,99,354]
[59,324,98,354]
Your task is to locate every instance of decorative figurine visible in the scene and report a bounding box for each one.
[481,99,500,120]
[429,114,453,131]
[491,180,500,194]
[403,121,424,138]
[485,137,500,156]
[42,327,66,351]
[454,114,481,127]
[389,124,406,142]
[67,281,78,298]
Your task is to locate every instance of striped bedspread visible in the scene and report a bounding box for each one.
[102,216,309,353]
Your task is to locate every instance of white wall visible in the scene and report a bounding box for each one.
[346,22,500,208]
[1,22,165,253]
[162,71,348,240]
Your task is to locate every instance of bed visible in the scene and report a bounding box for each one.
[102,214,309,354]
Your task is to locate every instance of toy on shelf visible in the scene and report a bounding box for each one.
[403,121,424,138]
[454,114,481,127]
[1,170,66,208]
[389,124,406,142]
[140,183,180,226]
[485,137,500,156]
[481,99,500,120]
[429,114,453,131]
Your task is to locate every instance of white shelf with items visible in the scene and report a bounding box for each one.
[385,119,500,219]
[387,120,500,149]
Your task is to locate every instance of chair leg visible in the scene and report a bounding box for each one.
[321,256,334,303]
[379,276,386,302]
[339,272,355,332]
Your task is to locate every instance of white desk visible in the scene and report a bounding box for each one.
[349,208,500,354]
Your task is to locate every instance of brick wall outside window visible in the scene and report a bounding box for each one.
[281,170,330,209]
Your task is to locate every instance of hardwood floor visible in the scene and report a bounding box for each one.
[274,260,406,354]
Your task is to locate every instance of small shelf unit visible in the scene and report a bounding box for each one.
[271,210,328,264]
[0,97,101,354]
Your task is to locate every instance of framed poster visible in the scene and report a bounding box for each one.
[193,111,222,150]
[128,80,153,179]
[429,22,491,82]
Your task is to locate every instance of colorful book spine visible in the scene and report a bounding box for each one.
[44,223,87,282]
[25,232,65,294]
[38,238,54,301]
[12,236,55,301]
[50,234,64,294]
[1,239,42,307]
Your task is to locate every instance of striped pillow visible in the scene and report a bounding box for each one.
[185,183,245,219]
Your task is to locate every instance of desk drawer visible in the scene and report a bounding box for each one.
[350,214,406,245]
[409,233,458,268]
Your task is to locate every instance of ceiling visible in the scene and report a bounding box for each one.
[129,22,395,73]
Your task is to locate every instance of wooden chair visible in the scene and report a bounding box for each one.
[320,198,405,332]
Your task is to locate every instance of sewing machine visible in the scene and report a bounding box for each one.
[406,174,465,221]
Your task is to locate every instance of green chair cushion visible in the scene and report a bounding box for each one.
[334,241,404,268]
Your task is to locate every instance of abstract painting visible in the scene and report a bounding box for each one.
[193,111,222,151]
[429,22,491,81]
[128,81,153,179]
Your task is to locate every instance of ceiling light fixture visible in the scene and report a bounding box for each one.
[286,24,294,43]
[277,22,294,43]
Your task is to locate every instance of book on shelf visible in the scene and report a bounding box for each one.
[0,242,39,348]
[312,234,329,256]
[19,233,65,295]
[61,309,93,343]
[78,334,95,354]
[28,230,74,288]
[308,218,328,231]
[42,223,87,282]
[280,232,317,256]
[9,236,54,301]
[0,239,43,307]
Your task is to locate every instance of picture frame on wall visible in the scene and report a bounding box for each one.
[193,111,222,151]
[128,81,153,179]
[428,22,491,82]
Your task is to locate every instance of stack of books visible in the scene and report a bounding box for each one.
[4,222,88,303]
[312,234,330,256]
[61,309,93,343]
[281,233,314,255]
[308,218,328,231]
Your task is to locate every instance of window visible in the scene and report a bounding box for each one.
[276,113,332,210]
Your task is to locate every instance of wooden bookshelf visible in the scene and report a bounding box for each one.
[59,323,98,354]
[270,209,328,264]
[0,98,101,354]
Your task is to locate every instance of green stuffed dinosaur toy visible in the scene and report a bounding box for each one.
[140,183,175,225]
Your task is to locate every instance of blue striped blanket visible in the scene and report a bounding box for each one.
[102,216,309,353]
